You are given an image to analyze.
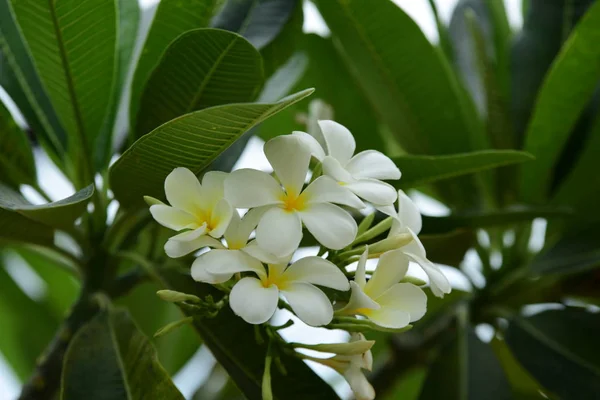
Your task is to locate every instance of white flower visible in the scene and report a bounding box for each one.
[338,248,427,329]
[149,168,233,249]
[225,135,365,257]
[196,255,349,326]
[389,190,451,297]
[188,209,287,284]
[293,120,401,207]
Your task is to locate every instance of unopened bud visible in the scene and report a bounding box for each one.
[294,339,375,356]
[401,276,427,286]
[368,233,412,254]
[154,316,194,338]
[144,195,164,207]
[156,290,200,303]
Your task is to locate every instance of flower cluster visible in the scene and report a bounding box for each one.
[146,116,451,399]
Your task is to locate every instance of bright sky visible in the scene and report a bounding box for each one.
[0,1,523,398]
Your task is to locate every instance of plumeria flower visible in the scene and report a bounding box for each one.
[389,190,451,297]
[338,248,427,329]
[198,255,349,326]
[148,168,233,246]
[307,333,375,400]
[293,120,401,207]
[225,135,365,257]
[188,209,287,284]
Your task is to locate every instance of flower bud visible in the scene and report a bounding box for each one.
[143,195,164,206]
[156,290,200,303]
[293,337,375,356]
[368,233,412,255]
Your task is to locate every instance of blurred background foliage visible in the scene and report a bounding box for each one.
[1,0,600,399]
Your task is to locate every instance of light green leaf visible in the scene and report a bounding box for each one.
[129,0,220,131]
[314,0,480,155]
[520,1,600,203]
[61,308,184,400]
[110,89,313,209]
[211,0,296,49]
[505,308,600,399]
[0,99,36,187]
[394,150,533,189]
[154,269,340,400]
[134,29,264,138]
[0,183,93,230]
[9,0,117,183]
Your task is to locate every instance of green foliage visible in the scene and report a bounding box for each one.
[0,100,35,187]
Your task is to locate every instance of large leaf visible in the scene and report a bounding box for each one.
[505,308,600,399]
[61,308,183,400]
[9,0,117,183]
[134,29,264,138]
[0,183,93,230]
[419,325,511,399]
[128,0,220,130]
[394,150,533,189]
[520,1,600,203]
[314,0,480,155]
[421,230,476,267]
[110,89,313,208]
[211,0,296,50]
[258,33,385,153]
[0,99,36,187]
[0,0,67,158]
[154,269,340,400]
[0,204,53,246]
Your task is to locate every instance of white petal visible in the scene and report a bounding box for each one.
[366,307,411,329]
[408,252,451,297]
[354,248,368,288]
[281,282,334,326]
[149,204,196,231]
[224,169,283,208]
[322,156,353,182]
[302,176,365,209]
[170,225,207,242]
[264,135,310,196]
[256,207,303,257]
[307,100,333,148]
[201,171,227,206]
[374,283,427,322]
[375,204,397,218]
[344,366,376,400]
[208,198,233,238]
[202,249,267,280]
[282,256,349,291]
[229,277,279,324]
[339,281,380,315]
[345,179,398,206]
[164,167,204,214]
[318,120,355,164]
[396,190,422,234]
[345,150,401,180]
[300,203,357,250]
[191,253,234,284]
[292,131,326,161]
[364,249,409,299]
[164,235,223,258]
[242,241,288,264]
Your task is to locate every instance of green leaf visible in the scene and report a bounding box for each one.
[0,183,93,230]
[61,307,183,400]
[134,29,264,138]
[154,269,340,400]
[420,206,571,235]
[129,0,221,131]
[419,323,512,399]
[110,89,313,209]
[9,0,117,182]
[520,1,600,203]
[393,150,533,189]
[0,201,53,246]
[211,0,296,49]
[0,99,36,187]
[420,230,476,267]
[505,308,600,399]
[314,0,480,155]
[258,33,385,153]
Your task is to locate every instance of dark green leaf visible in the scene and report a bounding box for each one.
[421,230,476,267]
[154,269,339,400]
[505,308,600,399]
[0,99,36,187]
[129,0,221,130]
[314,0,480,155]
[258,33,385,153]
[520,1,600,203]
[0,198,53,246]
[9,0,117,181]
[135,29,264,138]
[211,0,296,49]
[0,183,93,230]
[394,150,533,189]
[110,89,313,209]
[61,308,184,400]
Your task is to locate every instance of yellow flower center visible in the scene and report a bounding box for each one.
[194,209,216,231]
[260,265,289,290]
[281,190,307,212]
